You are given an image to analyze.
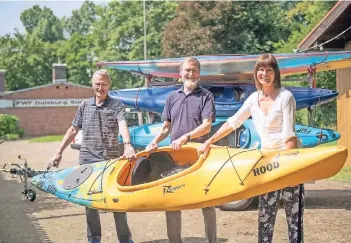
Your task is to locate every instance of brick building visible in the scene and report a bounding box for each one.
[0,64,94,137]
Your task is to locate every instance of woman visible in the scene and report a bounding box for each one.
[197,53,304,243]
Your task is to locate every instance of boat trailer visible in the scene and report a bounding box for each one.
[0,155,50,201]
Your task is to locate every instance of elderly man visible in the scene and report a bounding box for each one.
[146,57,217,243]
[51,69,135,243]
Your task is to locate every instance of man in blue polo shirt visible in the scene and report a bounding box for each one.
[51,69,135,243]
[146,57,217,243]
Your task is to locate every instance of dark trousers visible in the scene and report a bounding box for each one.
[258,184,305,243]
[86,207,132,242]
[166,207,217,243]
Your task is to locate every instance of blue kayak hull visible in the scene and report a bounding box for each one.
[110,83,338,117]
[120,118,340,149]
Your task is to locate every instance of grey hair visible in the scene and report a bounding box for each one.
[92,69,112,83]
[179,57,201,71]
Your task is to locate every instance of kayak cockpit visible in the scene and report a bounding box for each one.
[116,146,203,191]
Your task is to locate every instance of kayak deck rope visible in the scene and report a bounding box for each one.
[204,148,264,194]
[87,159,118,195]
[47,159,120,204]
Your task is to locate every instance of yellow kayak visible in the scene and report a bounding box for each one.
[31,143,347,212]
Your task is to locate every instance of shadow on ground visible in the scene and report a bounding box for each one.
[305,189,351,210]
[0,174,81,243]
[141,237,228,243]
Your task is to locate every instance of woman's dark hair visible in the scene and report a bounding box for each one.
[253,53,281,90]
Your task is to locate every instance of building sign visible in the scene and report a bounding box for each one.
[0,99,84,108]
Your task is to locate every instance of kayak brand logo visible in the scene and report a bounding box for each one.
[37,180,45,189]
[285,151,299,156]
[296,127,311,134]
[253,153,280,176]
[163,184,185,195]
[47,184,57,194]
[253,162,280,176]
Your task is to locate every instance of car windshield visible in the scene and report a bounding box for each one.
[125,111,162,127]
[126,112,140,127]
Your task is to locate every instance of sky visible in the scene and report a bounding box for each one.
[0,1,86,36]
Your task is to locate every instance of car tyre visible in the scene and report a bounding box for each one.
[219,197,255,211]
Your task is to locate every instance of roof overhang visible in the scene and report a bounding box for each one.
[0,82,91,98]
[298,1,351,51]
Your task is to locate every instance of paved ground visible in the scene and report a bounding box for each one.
[0,140,351,243]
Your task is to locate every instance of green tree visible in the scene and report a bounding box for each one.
[0,31,57,91]
[293,71,337,129]
[20,5,64,43]
[162,1,291,57]
[275,1,336,53]
[0,4,63,91]
[277,1,338,128]
[63,1,97,36]
[92,1,178,89]
[54,33,94,86]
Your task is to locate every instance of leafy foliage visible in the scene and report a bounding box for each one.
[275,1,337,53]
[93,1,178,89]
[0,114,24,140]
[162,1,292,57]
[293,71,337,129]
[63,1,97,36]
[54,33,94,86]
[0,1,342,129]
[275,1,338,128]
[0,32,57,91]
[20,5,64,43]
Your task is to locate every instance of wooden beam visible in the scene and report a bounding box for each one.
[298,1,351,50]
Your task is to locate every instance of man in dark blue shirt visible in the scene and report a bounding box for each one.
[146,57,217,243]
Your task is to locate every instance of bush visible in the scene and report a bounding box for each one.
[4,133,21,140]
[0,114,24,140]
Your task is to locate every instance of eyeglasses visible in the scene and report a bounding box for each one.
[93,83,109,89]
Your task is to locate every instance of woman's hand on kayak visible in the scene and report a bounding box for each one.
[197,141,211,159]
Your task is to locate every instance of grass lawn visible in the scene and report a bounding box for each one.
[317,141,337,147]
[28,135,64,143]
[330,166,351,183]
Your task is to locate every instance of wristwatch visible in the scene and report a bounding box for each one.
[187,134,191,142]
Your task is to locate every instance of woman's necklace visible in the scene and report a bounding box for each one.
[262,91,273,100]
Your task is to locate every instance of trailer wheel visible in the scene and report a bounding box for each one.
[26,189,36,201]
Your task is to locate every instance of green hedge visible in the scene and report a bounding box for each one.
[0,114,24,140]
